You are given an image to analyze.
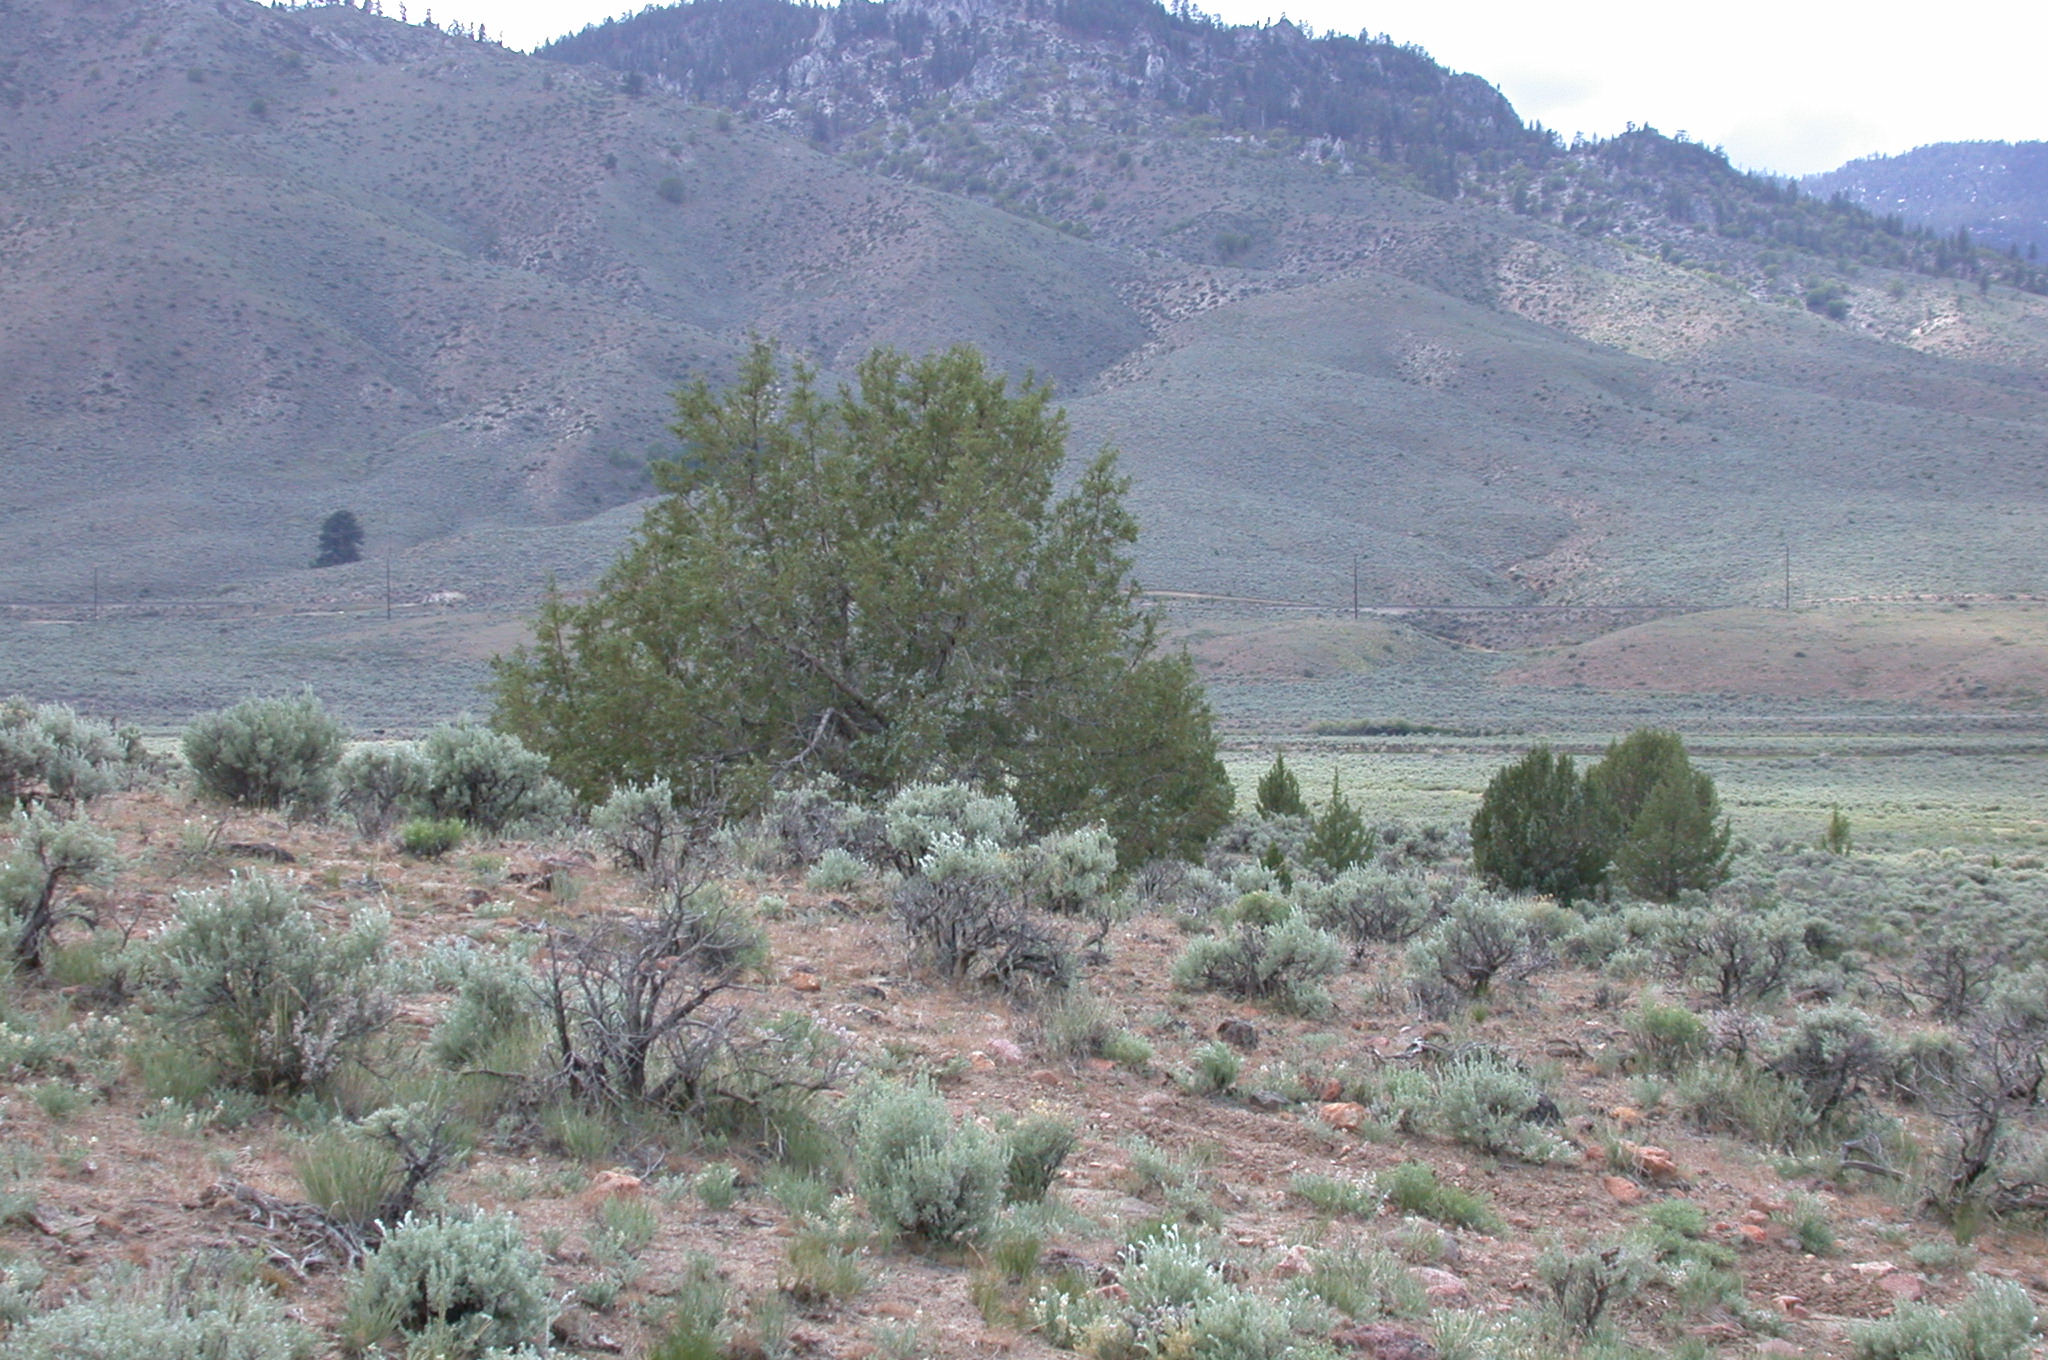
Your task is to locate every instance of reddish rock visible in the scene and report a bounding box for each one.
[1748,1194,1790,1215]
[1877,1273,1927,1304]
[1318,1102,1367,1132]
[1331,1322,1440,1360]
[787,970,821,992]
[1736,1223,1770,1246]
[1774,1294,1809,1319]
[1608,1105,1644,1127]
[1029,1069,1062,1086]
[1410,1267,1468,1302]
[1313,1077,1344,1102]
[1602,1176,1644,1205]
[1634,1144,1679,1179]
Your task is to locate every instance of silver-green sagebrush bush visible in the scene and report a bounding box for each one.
[849,1076,1004,1245]
[1172,910,1343,1016]
[894,834,1075,993]
[181,690,344,818]
[150,872,394,1094]
[1850,1274,2036,1360]
[0,1265,314,1360]
[0,808,117,970]
[1034,1225,1307,1360]
[414,722,570,834]
[0,696,132,809]
[1299,863,1436,955]
[1405,891,1548,1002]
[346,1212,554,1353]
[336,743,424,840]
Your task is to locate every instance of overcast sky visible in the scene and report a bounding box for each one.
[440,0,2048,178]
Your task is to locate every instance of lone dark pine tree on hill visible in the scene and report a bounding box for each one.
[313,510,364,567]
[492,339,1234,863]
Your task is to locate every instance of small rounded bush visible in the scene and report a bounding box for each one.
[347,1212,553,1351]
[805,847,868,893]
[0,1271,314,1360]
[182,691,344,817]
[848,1077,1003,1244]
[337,744,424,840]
[416,723,569,834]
[153,872,393,1094]
[400,817,466,859]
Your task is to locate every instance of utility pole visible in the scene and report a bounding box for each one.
[1783,542,1791,611]
[1352,553,1359,621]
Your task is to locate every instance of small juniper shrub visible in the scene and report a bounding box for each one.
[181,690,345,819]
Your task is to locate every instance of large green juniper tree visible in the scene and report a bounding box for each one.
[493,340,1232,863]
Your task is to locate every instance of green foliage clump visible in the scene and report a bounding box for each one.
[1822,806,1853,854]
[313,509,364,568]
[0,809,117,969]
[1378,1161,1501,1232]
[1406,891,1546,1001]
[415,722,569,834]
[1849,1275,2036,1360]
[399,817,466,859]
[1172,911,1344,1016]
[337,744,424,840]
[1001,1114,1078,1203]
[1469,744,1605,906]
[1303,774,1371,875]
[1299,863,1434,954]
[151,872,394,1094]
[0,1266,315,1360]
[804,847,868,893]
[1626,995,1709,1074]
[1035,1225,1300,1360]
[1431,1053,1577,1163]
[1591,730,1732,902]
[1254,753,1306,819]
[347,1212,554,1354]
[893,834,1074,993]
[0,696,131,808]
[491,340,1233,865]
[848,1077,1003,1245]
[1535,1236,1650,1341]
[181,691,344,818]
[1657,898,1810,1003]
